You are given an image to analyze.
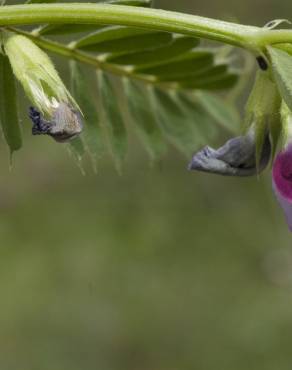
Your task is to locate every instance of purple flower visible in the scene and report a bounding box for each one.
[189,130,271,176]
[272,145,292,231]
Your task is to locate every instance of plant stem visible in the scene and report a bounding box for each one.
[0,4,292,52]
[0,3,262,50]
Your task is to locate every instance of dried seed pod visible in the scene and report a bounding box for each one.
[29,103,83,142]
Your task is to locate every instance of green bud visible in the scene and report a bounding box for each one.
[244,70,281,166]
[3,33,83,142]
[3,33,78,115]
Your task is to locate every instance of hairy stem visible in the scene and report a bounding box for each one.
[0,4,291,54]
[0,3,264,51]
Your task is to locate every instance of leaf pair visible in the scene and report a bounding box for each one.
[68,26,238,90]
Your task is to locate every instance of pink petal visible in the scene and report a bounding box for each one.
[272,145,292,231]
[273,181,292,231]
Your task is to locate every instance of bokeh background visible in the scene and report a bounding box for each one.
[1,1,292,369]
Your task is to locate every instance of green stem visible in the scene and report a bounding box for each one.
[0,4,291,52]
[0,3,265,51]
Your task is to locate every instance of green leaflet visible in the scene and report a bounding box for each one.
[71,26,172,54]
[195,91,240,132]
[159,64,227,82]
[70,61,104,171]
[150,87,203,156]
[0,53,22,157]
[68,136,85,160]
[175,92,218,141]
[124,78,166,161]
[68,136,86,174]
[178,72,239,90]
[37,24,105,36]
[107,36,199,66]
[268,46,292,111]
[135,50,214,76]
[98,71,127,172]
[72,27,159,48]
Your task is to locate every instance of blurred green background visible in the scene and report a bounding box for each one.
[1,1,292,369]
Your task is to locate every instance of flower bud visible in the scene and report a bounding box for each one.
[189,127,271,176]
[3,33,82,142]
[189,71,279,177]
[244,70,281,166]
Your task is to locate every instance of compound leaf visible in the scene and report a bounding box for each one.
[124,78,166,160]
